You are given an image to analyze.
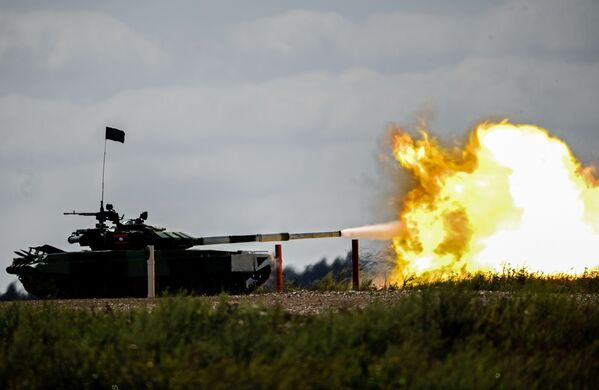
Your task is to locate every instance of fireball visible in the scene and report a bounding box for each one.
[389,121,599,282]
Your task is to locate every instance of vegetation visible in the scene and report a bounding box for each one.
[282,253,353,288]
[0,281,34,301]
[399,268,599,294]
[0,279,597,389]
[282,253,599,294]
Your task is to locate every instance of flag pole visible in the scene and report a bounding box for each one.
[101,137,107,212]
[101,126,124,216]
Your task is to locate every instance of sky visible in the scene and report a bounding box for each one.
[1,0,598,290]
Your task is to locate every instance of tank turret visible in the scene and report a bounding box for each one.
[64,203,195,250]
[63,203,341,251]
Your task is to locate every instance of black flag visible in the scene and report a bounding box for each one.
[105,127,125,143]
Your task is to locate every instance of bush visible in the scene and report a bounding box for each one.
[0,289,596,389]
[396,268,599,294]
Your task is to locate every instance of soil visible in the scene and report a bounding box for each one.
[3,290,411,315]
[4,290,597,315]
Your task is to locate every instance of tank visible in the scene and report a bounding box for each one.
[6,203,341,298]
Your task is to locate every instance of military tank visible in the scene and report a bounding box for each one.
[6,126,342,298]
[6,202,341,298]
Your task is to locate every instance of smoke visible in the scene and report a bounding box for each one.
[341,221,403,240]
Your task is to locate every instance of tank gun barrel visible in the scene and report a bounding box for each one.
[191,230,341,246]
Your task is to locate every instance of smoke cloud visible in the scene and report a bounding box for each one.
[341,221,404,240]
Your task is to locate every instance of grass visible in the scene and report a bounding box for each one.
[394,268,599,294]
[0,275,597,389]
[284,268,599,294]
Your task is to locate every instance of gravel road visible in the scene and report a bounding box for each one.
[6,290,596,315]
[3,290,411,315]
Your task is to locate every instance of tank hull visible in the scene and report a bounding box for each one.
[7,248,272,298]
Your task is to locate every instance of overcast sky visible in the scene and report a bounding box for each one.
[1,0,598,290]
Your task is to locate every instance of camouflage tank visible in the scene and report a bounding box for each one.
[6,203,341,298]
[6,126,341,298]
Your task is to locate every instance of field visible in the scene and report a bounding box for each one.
[0,272,597,389]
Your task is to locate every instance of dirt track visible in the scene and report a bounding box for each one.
[7,290,597,315]
[4,291,412,315]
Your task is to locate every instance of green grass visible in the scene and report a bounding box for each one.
[285,268,599,294]
[0,284,597,389]
[395,269,599,294]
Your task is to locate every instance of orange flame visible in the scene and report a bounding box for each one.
[389,121,599,282]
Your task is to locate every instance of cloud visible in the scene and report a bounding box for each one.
[0,11,163,68]
[194,0,599,82]
[0,10,167,98]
